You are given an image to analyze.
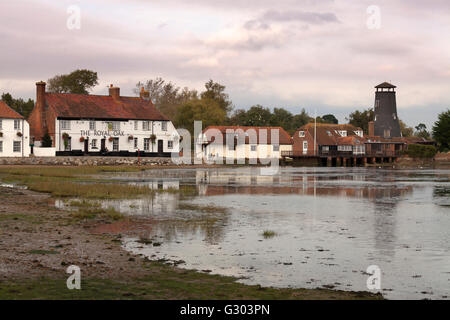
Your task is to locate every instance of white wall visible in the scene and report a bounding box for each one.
[33,147,56,157]
[0,118,31,157]
[54,119,179,153]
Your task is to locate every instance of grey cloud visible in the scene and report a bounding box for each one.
[262,9,340,24]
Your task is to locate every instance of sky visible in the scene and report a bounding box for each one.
[0,0,449,129]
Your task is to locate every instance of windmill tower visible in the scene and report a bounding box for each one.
[373,82,401,138]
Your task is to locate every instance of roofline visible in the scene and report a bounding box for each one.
[56,117,170,122]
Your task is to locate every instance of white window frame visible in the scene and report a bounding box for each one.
[303,141,308,154]
[161,121,167,131]
[168,140,173,149]
[112,137,119,151]
[13,141,21,153]
[251,145,257,151]
[91,139,97,149]
[143,121,150,131]
[61,120,70,130]
[338,130,347,137]
[134,121,139,130]
[89,121,96,130]
[112,122,120,131]
[14,119,20,130]
[298,131,305,137]
[143,138,150,151]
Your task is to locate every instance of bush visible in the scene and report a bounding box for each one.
[406,144,437,158]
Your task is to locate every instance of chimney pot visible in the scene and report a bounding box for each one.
[109,85,120,99]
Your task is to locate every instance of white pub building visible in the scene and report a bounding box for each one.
[28,82,179,156]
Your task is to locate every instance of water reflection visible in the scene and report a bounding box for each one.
[58,167,450,299]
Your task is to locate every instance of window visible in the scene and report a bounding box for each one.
[91,139,97,149]
[393,113,397,120]
[303,141,308,154]
[251,145,257,151]
[13,141,21,153]
[0,120,2,130]
[61,120,70,130]
[168,140,173,149]
[161,122,167,131]
[14,119,20,130]
[338,130,347,137]
[326,131,332,136]
[134,138,138,149]
[298,131,305,137]
[143,138,150,151]
[322,146,329,152]
[89,121,96,130]
[338,145,352,152]
[134,121,138,130]
[384,129,391,138]
[375,100,380,108]
[355,130,363,137]
[112,122,120,131]
[143,121,150,131]
[273,145,280,152]
[112,138,119,151]
[0,141,2,153]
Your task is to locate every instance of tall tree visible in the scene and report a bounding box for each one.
[292,109,313,132]
[271,108,294,130]
[432,109,450,151]
[47,69,99,94]
[414,123,431,139]
[200,80,233,114]
[1,93,34,118]
[321,114,338,124]
[174,98,227,135]
[346,108,374,134]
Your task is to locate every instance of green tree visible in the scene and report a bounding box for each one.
[321,114,338,124]
[399,120,414,137]
[292,109,313,132]
[200,80,233,114]
[271,108,294,130]
[432,109,450,152]
[1,93,35,118]
[41,131,53,147]
[47,69,99,94]
[346,108,374,134]
[414,123,431,139]
[174,98,227,135]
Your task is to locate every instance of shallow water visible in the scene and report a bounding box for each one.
[67,167,450,299]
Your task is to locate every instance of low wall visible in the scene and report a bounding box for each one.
[33,147,56,157]
[0,156,174,166]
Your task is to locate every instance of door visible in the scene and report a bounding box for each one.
[101,139,106,152]
[157,140,163,154]
[84,139,89,154]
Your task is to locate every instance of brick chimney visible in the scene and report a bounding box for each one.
[108,84,120,99]
[368,121,374,136]
[139,87,150,100]
[36,81,46,109]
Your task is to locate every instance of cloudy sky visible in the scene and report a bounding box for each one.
[1,0,449,128]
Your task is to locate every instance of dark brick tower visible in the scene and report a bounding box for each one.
[373,82,401,138]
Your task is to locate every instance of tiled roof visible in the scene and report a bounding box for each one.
[45,93,169,121]
[375,82,396,89]
[0,101,24,119]
[202,126,292,145]
[297,123,363,146]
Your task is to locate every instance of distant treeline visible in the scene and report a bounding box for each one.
[1,70,448,151]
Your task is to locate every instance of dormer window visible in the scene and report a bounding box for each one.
[299,131,305,137]
[326,131,332,136]
[338,130,347,137]
[355,130,363,137]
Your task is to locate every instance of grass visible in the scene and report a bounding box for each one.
[0,166,145,178]
[262,230,277,239]
[70,207,124,221]
[0,261,383,300]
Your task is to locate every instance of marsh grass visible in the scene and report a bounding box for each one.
[262,230,277,239]
[67,199,102,208]
[71,207,124,221]
[0,166,145,178]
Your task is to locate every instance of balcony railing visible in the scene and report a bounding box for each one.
[281,150,403,157]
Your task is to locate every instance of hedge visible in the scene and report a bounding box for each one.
[406,144,437,158]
